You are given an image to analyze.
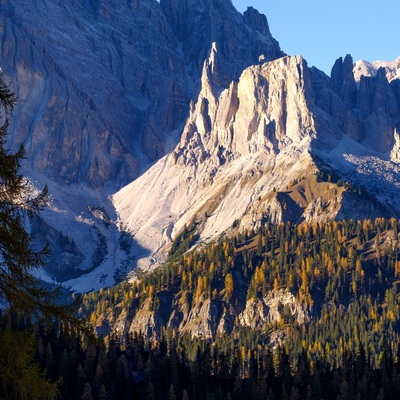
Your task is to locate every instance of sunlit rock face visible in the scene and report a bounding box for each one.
[1,0,400,290]
[114,52,400,270]
[0,0,284,289]
[0,0,282,189]
[354,57,400,83]
[96,288,309,342]
[113,55,320,269]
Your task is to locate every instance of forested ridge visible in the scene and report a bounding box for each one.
[38,217,396,399]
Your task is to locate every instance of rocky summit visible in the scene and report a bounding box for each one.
[114,53,400,270]
[1,0,400,291]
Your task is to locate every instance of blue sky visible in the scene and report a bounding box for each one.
[233,0,400,75]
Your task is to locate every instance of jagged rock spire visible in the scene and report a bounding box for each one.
[331,54,357,106]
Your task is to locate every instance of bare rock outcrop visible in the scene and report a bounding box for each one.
[354,57,400,83]
[101,289,308,342]
[115,50,400,271]
[358,67,399,152]
[238,290,308,329]
[114,55,321,269]
[0,0,283,189]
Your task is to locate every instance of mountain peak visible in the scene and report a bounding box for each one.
[2,0,400,291]
[354,56,400,82]
[331,54,356,104]
[113,55,321,269]
[0,0,285,289]
[243,6,271,35]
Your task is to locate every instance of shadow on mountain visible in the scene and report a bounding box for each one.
[30,199,151,291]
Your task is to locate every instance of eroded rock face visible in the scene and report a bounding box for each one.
[1,0,180,188]
[175,55,316,168]
[114,55,323,269]
[391,129,400,161]
[115,51,400,271]
[116,53,359,269]
[160,0,282,88]
[357,68,399,152]
[2,0,400,291]
[101,289,308,341]
[331,54,357,107]
[179,299,221,340]
[0,0,284,287]
[323,55,400,152]
[0,0,283,189]
[238,290,309,328]
[354,57,400,83]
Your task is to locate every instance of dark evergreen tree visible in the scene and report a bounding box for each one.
[0,77,72,320]
[0,77,90,399]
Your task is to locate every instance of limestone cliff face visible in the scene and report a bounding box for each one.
[238,290,309,328]
[0,0,282,189]
[114,55,321,269]
[354,57,400,83]
[2,0,400,290]
[115,51,400,270]
[326,55,400,152]
[160,0,283,88]
[175,55,316,169]
[0,0,284,287]
[100,289,308,342]
[1,0,180,188]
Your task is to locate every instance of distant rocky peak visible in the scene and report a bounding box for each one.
[160,0,283,84]
[243,6,271,35]
[354,56,400,83]
[173,55,316,173]
[376,66,391,86]
[199,41,227,93]
[331,54,355,84]
[323,54,400,153]
[331,54,357,106]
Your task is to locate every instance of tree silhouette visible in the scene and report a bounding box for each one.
[0,76,90,399]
